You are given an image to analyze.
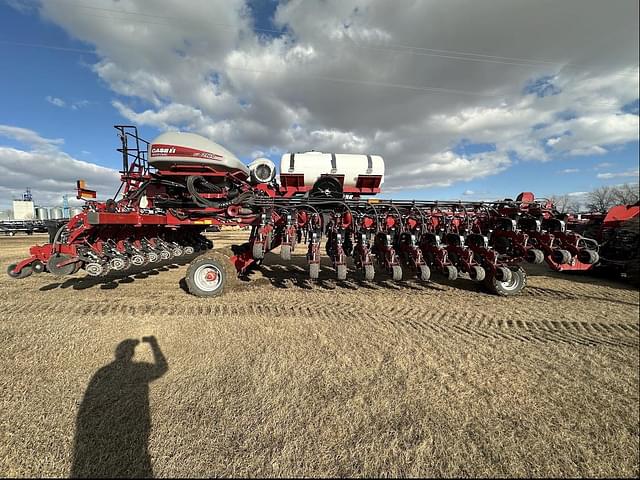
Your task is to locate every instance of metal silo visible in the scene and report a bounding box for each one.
[35,206,49,220]
[49,207,64,219]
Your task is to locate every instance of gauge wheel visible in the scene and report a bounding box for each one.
[185,253,229,297]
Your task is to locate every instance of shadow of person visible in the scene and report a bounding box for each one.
[71,336,168,478]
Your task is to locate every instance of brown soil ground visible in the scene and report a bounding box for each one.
[1,232,638,477]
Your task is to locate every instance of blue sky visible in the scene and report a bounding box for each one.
[0,0,638,208]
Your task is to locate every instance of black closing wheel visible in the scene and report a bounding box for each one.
[578,249,600,265]
[485,266,527,296]
[391,265,403,281]
[418,264,431,282]
[363,264,375,281]
[309,262,320,280]
[337,264,347,281]
[47,253,78,277]
[7,263,33,279]
[526,248,545,264]
[470,265,486,282]
[552,249,572,264]
[185,253,229,297]
[443,265,458,281]
[253,241,265,260]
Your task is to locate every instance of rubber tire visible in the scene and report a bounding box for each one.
[47,253,78,277]
[578,249,599,265]
[337,264,347,281]
[470,265,486,282]
[552,249,572,264]
[185,253,230,298]
[363,264,375,281]
[253,242,265,260]
[486,267,527,296]
[309,263,320,280]
[7,263,33,279]
[418,264,431,282]
[526,248,545,264]
[281,244,291,261]
[392,265,402,281]
[443,265,458,281]
[32,260,45,274]
[495,266,512,283]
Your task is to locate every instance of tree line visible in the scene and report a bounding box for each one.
[549,183,639,214]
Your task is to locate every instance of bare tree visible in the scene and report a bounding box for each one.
[549,194,572,213]
[611,183,640,205]
[586,186,616,212]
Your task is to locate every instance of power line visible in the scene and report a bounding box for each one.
[0,38,629,108]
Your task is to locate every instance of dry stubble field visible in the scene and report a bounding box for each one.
[0,231,638,478]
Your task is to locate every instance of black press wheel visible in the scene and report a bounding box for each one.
[7,263,33,279]
[485,266,527,296]
[185,253,229,297]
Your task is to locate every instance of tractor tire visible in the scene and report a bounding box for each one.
[281,244,292,261]
[47,253,78,277]
[470,265,486,282]
[418,264,431,282]
[337,264,347,281]
[391,265,403,281]
[486,266,527,296]
[443,265,458,281]
[526,248,544,264]
[253,242,265,260]
[185,253,230,298]
[363,264,375,281]
[7,263,33,279]
[578,249,599,265]
[309,263,320,280]
[552,249,572,264]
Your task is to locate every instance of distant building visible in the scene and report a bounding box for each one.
[12,200,35,220]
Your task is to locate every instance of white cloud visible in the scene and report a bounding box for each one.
[596,169,640,179]
[0,125,121,208]
[16,0,640,190]
[568,191,589,197]
[559,168,580,174]
[46,96,66,108]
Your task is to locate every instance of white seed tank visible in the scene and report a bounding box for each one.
[279,152,384,188]
[148,132,249,178]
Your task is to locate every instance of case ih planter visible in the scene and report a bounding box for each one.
[7,126,603,296]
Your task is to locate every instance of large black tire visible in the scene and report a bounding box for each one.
[7,263,33,279]
[185,253,231,297]
[486,267,527,296]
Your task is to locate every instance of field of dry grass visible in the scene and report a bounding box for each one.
[1,231,638,477]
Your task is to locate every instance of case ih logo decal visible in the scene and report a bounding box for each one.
[150,144,223,160]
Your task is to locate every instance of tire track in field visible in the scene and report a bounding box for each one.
[3,298,637,349]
